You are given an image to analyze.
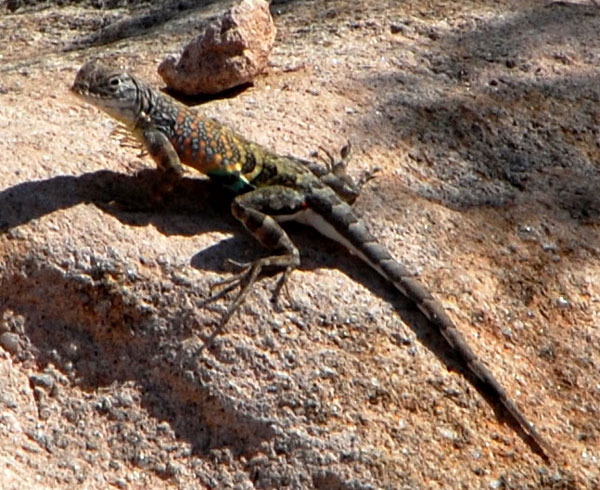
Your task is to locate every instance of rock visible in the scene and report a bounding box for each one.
[158,0,276,95]
[29,374,55,391]
[0,332,20,354]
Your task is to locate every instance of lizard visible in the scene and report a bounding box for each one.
[71,60,552,461]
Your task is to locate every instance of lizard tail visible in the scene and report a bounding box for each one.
[305,191,552,460]
[374,248,552,460]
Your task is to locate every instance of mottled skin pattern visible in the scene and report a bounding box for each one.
[71,60,551,460]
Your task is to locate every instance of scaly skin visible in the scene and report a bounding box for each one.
[71,60,552,460]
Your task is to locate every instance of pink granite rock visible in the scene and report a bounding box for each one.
[158,0,276,95]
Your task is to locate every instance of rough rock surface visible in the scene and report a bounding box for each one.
[0,0,599,489]
[158,0,276,95]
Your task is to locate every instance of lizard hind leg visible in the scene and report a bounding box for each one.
[207,186,304,327]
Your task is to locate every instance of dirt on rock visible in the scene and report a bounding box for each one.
[0,1,599,489]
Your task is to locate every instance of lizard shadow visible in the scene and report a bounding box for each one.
[0,168,237,237]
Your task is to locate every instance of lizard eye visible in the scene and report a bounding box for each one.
[109,77,120,87]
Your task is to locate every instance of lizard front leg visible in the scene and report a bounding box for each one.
[307,141,379,204]
[139,126,185,203]
[209,186,304,327]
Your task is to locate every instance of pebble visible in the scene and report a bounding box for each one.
[29,374,55,391]
[0,332,20,353]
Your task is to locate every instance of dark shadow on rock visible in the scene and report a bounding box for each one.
[351,2,600,215]
[63,0,219,52]
[422,2,599,84]
[360,68,600,214]
[162,81,254,105]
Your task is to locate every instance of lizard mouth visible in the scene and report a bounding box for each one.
[70,82,87,96]
[71,73,94,100]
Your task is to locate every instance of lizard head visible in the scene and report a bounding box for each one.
[71,60,143,128]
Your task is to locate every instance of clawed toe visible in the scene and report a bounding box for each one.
[224,258,251,269]
[207,258,253,294]
[200,256,296,329]
[358,166,381,188]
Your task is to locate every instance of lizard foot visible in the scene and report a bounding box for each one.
[203,257,294,328]
[312,140,352,175]
[356,165,381,189]
[307,141,380,205]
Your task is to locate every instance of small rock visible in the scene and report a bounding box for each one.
[0,393,18,409]
[114,478,127,489]
[541,242,558,252]
[0,332,20,354]
[6,0,23,12]
[390,23,404,34]
[29,373,55,391]
[158,0,276,95]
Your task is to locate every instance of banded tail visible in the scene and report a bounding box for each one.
[296,186,551,460]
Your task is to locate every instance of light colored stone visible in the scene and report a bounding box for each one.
[158,0,276,95]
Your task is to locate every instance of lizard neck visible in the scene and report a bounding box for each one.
[133,82,166,129]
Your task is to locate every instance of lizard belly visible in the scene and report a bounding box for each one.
[275,209,386,278]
